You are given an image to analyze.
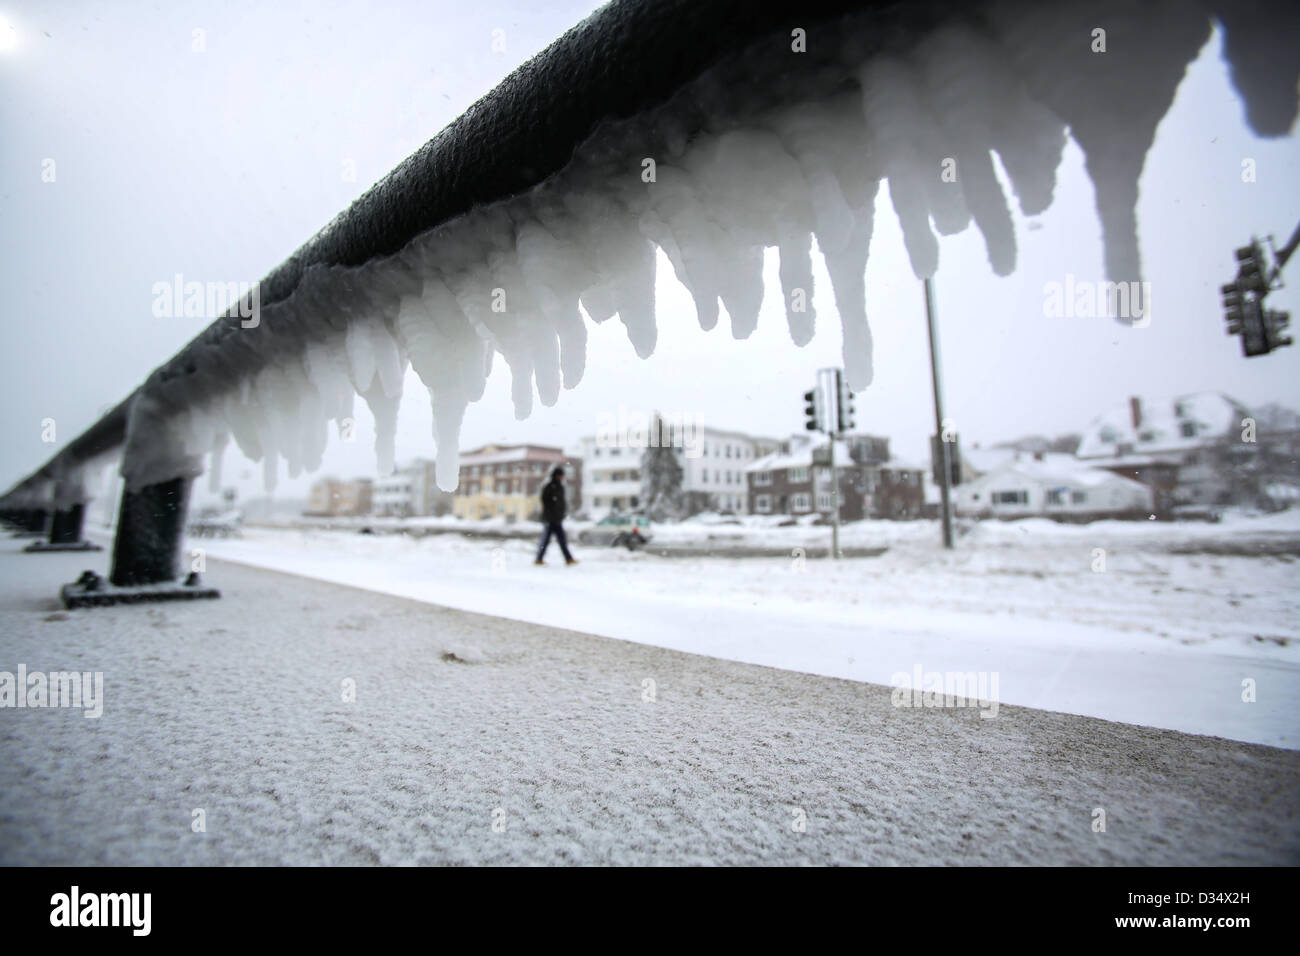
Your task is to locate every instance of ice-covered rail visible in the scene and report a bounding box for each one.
[2,0,1297,598]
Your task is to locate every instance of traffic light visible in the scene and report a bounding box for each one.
[1263,308,1293,352]
[803,388,823,433]
[835,370,855,433]
[930,434,962,486]
[1221,281,1244,335]
[1221,279,1267,356]
[1223,241,1290,357]
[1235,243,1269,293]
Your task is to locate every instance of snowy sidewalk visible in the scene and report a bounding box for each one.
[193,523,1300,748]
[1,545,1297,865]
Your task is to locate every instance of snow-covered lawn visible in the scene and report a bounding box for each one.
[185,511,1300,748]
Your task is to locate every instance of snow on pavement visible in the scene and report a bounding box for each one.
[1,547,1296,865]
[185,514,1300,749]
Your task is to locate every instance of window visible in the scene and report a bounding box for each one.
[715,470,721,483]
[992,490,1029,505]
[726,446,732,458]
[594,448,601,457]
[1180,421,1197,438]
[754,471,772,486]
[703,442,709,456]
[817,493,832,510]
[1071,491,1087,504]
[755,494,771,513]
[702,470,708,484]
[792,493,811,512]
[789,467,809,483]
[1046,488,1067,506]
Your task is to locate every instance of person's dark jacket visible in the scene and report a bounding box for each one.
[540,478,567,524]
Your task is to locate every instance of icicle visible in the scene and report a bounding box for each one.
[516,216,589,389]
[207,431,228,494]
[859,57,941,280]
[362,384,400,477]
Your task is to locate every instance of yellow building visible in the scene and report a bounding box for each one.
[453,445,581,521]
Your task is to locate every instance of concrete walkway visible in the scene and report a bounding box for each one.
[1,545,1296,865]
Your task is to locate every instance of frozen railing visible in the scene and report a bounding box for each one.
[2,0,1297,600]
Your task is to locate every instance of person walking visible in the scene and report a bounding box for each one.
[535,466,577,566]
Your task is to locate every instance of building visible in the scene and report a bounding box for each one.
[304,477,373,517]
[746,434,861,519]
[746,433,925,521]
[868,459,927,518]
[579,424,780,519]
[682,427,781,515]
[1076,392,1250,512]
[954,453,1151,520]
[453,444,581,521]
[372,458,454,517]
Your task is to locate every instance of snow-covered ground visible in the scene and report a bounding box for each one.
[3,547,1296,865]
[183,510,1300,749]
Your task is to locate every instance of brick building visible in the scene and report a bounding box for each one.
[453,444,582,521]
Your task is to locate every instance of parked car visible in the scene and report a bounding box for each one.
[577,514,652,549]
[1170,504,1223,523]
[188,508,243,538]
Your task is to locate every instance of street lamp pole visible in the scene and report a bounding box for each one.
[924,277,955,550]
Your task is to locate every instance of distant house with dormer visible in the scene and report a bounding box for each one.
[1075,393,1251,512]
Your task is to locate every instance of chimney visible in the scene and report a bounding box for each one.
[1129,396,1142,431]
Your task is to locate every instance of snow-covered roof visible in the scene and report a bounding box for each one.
[747,437,851,473]
[963,446,1019,474]
[878,457,925,472]
[1076,392,1248,459]
[969,455,1148,490]
[460,445,567,466]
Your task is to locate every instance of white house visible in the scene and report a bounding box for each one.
[371,458,453,517]
[955,454,1151,519]
[1075,392,1253,510]
[579,425,779,518]
[1076,392,1249,460]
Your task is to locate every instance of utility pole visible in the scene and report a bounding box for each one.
[828,372,840,560]
[924,277,954,550]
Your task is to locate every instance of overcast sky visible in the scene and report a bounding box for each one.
[2,0,1297,507]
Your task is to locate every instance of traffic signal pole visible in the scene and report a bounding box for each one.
[924,278,955,550]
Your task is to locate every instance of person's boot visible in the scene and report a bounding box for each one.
[534,558,546,565]
[565,557,578,566]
